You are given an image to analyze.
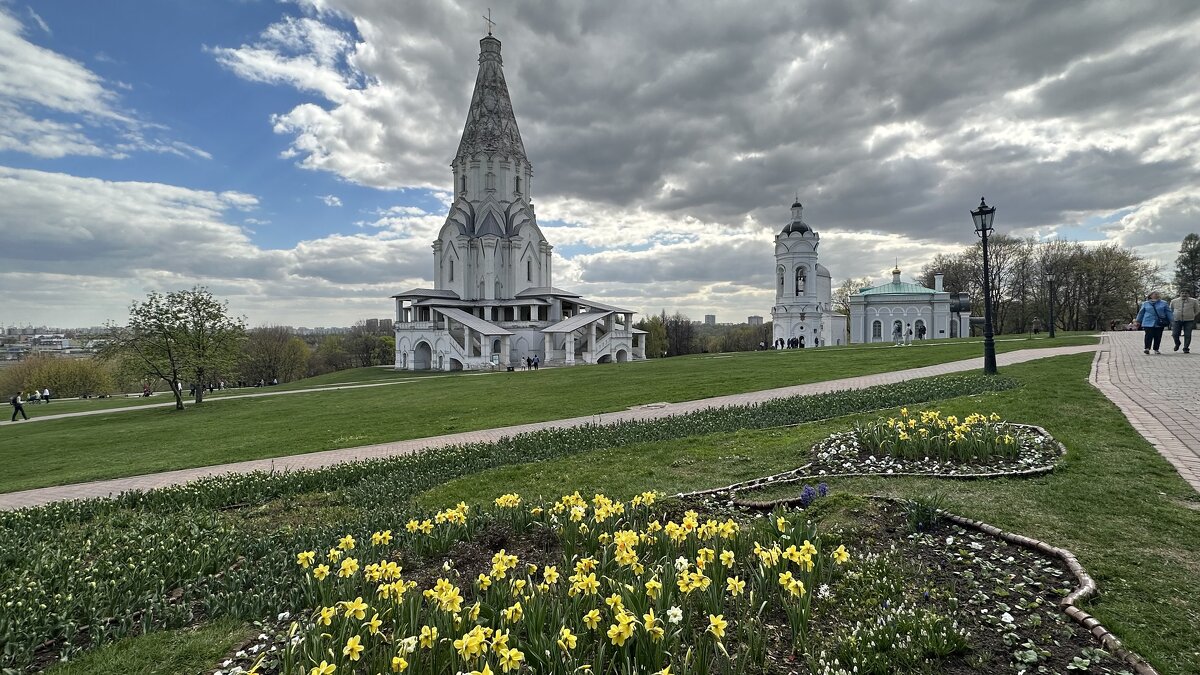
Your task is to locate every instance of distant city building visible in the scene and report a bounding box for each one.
[848,269,971,342]
[704,314,716,326]
[747,315,764,326]
[770,201,847,347]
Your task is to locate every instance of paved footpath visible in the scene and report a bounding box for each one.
[1090,331,1200,492]
[0,343,1101,510]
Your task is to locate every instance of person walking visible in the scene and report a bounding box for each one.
[533,354,540,370]
[42,387,50,404]
[1135,291,1173,355]
[1170,288,1200,353]
[9,392,28,421]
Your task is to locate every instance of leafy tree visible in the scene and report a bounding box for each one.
[101,287,246,409]
[240,326,310,384]
[663,311,697,357]
[832,276,874,316]
[634,314,668,358]
[308,335,351,375]
[1174,233,1200,296]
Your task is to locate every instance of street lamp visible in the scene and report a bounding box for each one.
[1046,272,1057,339]
[971,197,998,375]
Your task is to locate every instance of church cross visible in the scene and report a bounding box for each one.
[483,8,496,35]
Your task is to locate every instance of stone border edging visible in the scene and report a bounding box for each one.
[674,421,1159,674]
[675,423,1066,501]
[703,491,1159,674]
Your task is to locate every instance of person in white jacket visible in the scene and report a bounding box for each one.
[1170,288,1200,354]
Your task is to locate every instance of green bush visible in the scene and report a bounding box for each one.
[0,354,116,398]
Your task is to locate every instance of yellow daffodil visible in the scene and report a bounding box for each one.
[338,534,356,551]
[338,557,359,578]
[832,544,850,565]
[341,596,368,620]
[498,647,525,672]
[557,626,578,651]
[543,565,559,585]
[726,576,745,597]
[583,608,602,630]
[708,614,728,640]
[365,612,382,634]
[312,564,330,581]
[309,661,336,675]
[343,634,364,661]
[720,549,735,567]
[391,655,409,672]
[297,550,316,568]
[419,625,438,649]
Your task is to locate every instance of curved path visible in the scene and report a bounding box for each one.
[0,343,1098,510]
[1090,331,1200,492]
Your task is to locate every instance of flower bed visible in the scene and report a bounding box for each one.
[809,411,1061,478]
[207,495,1132,675]
[0,376,1020,672]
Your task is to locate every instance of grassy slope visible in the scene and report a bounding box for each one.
[42,619,249,675]
[0,335,1095,493]
[420,354,1200,674]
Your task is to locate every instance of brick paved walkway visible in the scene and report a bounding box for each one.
[1090,331,1200,492]
[0,343,1098,510]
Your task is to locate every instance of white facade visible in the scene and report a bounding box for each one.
[770,202,848,347]
[392,35,645,371]
[848,269,971,343]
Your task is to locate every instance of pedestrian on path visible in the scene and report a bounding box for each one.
[42,387,50,404]
[1135,291,1173,355]
[1170,288,1200,353]
[9,393,27,421]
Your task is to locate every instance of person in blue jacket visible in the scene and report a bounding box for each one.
[1135,291,1173,355]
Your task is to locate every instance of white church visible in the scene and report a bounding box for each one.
[770,201,848,347]
[391,34,645,371]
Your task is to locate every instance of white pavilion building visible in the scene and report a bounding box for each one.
[848,267,971,343]
[391,34,645,371]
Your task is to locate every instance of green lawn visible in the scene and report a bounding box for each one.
[0,334,1096,493]
[419,354,1200,674]
[43,619,249,675]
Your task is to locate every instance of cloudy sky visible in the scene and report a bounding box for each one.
[2,0,1199,328]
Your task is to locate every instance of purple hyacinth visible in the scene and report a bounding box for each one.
[800,484,818,508]
[817,482,829,498]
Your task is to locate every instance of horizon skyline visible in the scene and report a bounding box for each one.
[2,1,1197,327]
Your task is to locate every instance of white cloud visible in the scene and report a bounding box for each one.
[0,166,433,325]
[319,194,343,206]
[25,6,49,34]
[0,6,210,160]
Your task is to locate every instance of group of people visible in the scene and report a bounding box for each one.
[522,355,540,370]
[1135,289,1200,354]
[892,323,926,346]
[773,337,810,349]
[8,387,50,422]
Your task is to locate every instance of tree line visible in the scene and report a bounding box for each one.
[92,287,395,409]
[634,311,773,358]
[915,235,1161,333]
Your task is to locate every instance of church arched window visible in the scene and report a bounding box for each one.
[460,174,467,193]
[527,259,533,282]
[777,266,784,289]
[872,320,882,340]
[514,175,521,194]
[449,259,454,282]
[795,266,806,296]
[485,172,496,191]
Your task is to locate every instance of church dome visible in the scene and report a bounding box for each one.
[781,220,812,235]
[780,199,812,235]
